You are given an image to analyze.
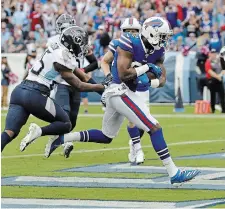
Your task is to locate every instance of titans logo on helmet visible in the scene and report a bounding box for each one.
[144,18,163,29]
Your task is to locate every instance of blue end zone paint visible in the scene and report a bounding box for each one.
[2,163,225,190]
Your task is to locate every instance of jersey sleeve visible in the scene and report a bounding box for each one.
[118,33,133,54]
[108,40,117,55]
[52,48,78,71]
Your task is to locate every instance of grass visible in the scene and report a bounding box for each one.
[1,105,225,207]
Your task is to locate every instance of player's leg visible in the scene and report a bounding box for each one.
[1,85,30,152]
[63,89,81,158]
[117,91,200,184]
[81,92,88,114]
[20,87,71,151]
[127,90,149,163]
[45,84,73,157]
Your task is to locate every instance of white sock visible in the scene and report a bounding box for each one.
[134,142,142,151]
[162,157,179,177]
[64,132,81,143]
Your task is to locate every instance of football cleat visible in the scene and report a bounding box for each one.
[20,123,42,152]
[63,142,74,158]
[171,169,200,185]
[128,140,136,163]
[135,149,145,165]
[45,135,62,158]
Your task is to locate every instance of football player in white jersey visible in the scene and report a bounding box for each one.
[45,14,100,158]
[1,26,105,152]
[46,17,200,185]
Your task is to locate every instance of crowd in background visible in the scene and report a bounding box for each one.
[1,0,225,57]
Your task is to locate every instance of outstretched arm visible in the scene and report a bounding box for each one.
[54,62,104,92]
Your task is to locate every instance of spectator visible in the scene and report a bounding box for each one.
[1,22,11,52]
[35,28,48,51]
[185,33,198,51]
[182,11,200,37]
[1,57,11,110]
[42,9,56,36]
[12,4,27,27]
[200,12,212,34]
[205,48,225,113]
[165,0,178,29]
[93,10,104,31]
[8,29,25,53]
[30,3,43,31]
[42,0,58,14]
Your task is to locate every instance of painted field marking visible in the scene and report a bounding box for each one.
[2,165,225,190]
[2,139,225,159]
[1,113,225,118]
[2,198,225,208]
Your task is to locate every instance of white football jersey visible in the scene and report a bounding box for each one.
[46,34,60,48]
[27,43,78,89]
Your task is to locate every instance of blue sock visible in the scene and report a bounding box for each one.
[127,126,141,145]
[149,128,170,160]
[80,129,112,144]
[138,128,145,138]
[1,132,12,152]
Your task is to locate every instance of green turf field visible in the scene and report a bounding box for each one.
[1,105,225,208]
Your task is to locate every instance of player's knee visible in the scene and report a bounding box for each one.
[149,123,161,134]
[64,121,72,133]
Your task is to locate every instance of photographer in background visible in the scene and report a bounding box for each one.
[220,46,225,87]
[1,57,11,110]
[205,48,225,113]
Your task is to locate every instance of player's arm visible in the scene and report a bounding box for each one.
[101,50,114,76]
[83,51,98,73]
[117,47,150,82]
[54,62,104,92]
[73,68,91,82]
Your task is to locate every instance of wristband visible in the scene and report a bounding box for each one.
[134,64,149,77]
[151,79,160,88]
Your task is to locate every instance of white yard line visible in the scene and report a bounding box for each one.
[1,113,225,118]
[2,139,225,159]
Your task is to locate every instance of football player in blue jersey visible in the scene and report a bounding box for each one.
[101,17,167,164]
[45,17,200,185]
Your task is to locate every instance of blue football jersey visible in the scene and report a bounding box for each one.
[111,33,164,91]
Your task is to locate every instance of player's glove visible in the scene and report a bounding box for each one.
[101,73,113,89]
[147,63,162,79]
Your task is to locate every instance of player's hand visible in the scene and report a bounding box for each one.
[146,63,162,79]
[101,73,113,89]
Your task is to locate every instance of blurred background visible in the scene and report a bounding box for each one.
[1,0,225,112]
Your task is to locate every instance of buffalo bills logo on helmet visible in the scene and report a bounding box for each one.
[144,18,163,30]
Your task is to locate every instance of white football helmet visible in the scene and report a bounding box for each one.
[220,46,225,60]
[121,17,141,33]
[141,17,173,49]
[56,14,76,34]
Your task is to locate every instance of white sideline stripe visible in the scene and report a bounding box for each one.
[1,113,225,118]
[113,164,225,172]
[1,198,175,208]
[15,176,155,184]
[2,139,225,159]
[14,175,225,186]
